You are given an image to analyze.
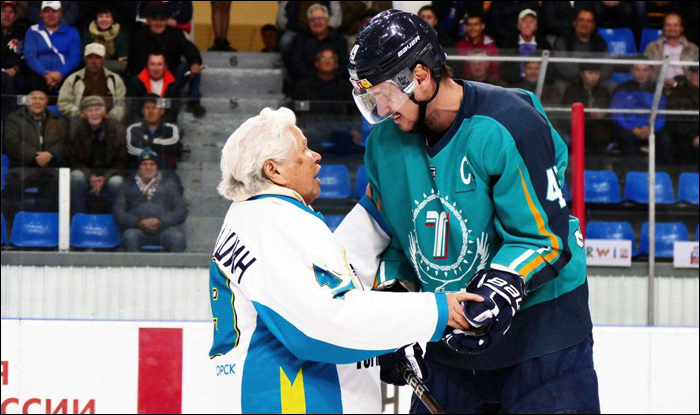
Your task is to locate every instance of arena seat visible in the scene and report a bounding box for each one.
[353,165,369,199]
[586,221,636,254]
[70,214,121,249]
[639,222,689,258]
[624,171,676,204]
[598,28,637,56]
[323,215,345,232]
[141,245,165,251]
[1,154,9,191]
[1,213,7,245]
[585,170,622,203]
[677,173,699,205]
[317,165,351,199]
[10,212,59,248]
[639,29,662,53]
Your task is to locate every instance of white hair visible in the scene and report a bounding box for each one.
[307,4,329,19]
[218,107,298,201]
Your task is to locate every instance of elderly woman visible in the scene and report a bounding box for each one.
[210,107,480,414]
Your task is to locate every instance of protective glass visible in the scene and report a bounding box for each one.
[351,67,416,124]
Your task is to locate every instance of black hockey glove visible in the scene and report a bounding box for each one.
[378,343,429,386]
[443,268,525,354]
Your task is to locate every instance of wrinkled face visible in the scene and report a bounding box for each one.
[41,7,62,27]
[261,29,277,48]
[96,12,113,30]
[418,9,438,27]
[632,64,652,84]
[27,91,48,115]
[465,17,485,40]
[316,49,338,74]
[308,9,329,37]
[663,15,683,40]
[518,15,537,38]
[139,159,158,181]
[574,11,595,39]
[147,16,167,34]
[582,69,601,87]
[1,5,17,30]
[469,60,489,79]
[147,55,166,80]
[277,126,322,205]
[85,54,104,74]
[524,62,540,83]
[142,101,164,124]
[83,105,106,126]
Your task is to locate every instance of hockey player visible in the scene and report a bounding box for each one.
[209,107,482,414]
[348,10,600,414]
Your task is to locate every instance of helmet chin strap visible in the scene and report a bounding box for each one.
[408,78,441,135]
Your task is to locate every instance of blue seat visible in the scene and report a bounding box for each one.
[1,213,7,245]
[678,173,699,205]
[353,165,369,199]
[1,154,9,191]
[598,28,637,56]
[639,29,662,53]
[361,118,373,146]
[46,105,62,118]
[323,215,345,232]
[10,212,59,248]
[639,222,689,258]
[70,214,120,249]
[624,171,676,204]
[142,245,164,251]
[610,73,633,84]
[586,221,636,254]
[585,170,622,203]
[318,165,351,199]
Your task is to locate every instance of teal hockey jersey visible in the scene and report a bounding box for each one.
[365,80,593,370]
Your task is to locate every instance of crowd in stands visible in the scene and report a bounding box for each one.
[1,1,698,253]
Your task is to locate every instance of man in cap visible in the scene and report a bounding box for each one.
[68,96,127,214]
[114,148,187,252]
[23,1,81,94]
[2,1,27,92]
[499,8,551,85]
[58,42,126,121]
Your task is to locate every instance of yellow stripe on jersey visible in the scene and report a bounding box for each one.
[280,367,306,414]
[215,259,242,348]
[516,165,561,277]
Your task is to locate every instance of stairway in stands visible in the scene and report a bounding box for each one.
[177,52,285,252]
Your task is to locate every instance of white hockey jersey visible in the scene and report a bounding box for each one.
[209,193,449,414]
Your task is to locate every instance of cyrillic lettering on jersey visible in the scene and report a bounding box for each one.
[214,225,258,284]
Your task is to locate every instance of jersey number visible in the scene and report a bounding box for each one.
[546,167,567,208]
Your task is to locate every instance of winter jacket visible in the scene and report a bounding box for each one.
[1,23,27,75]
[114,175,187,231]
[126,121,181,170]
[68,118,127,181]
[611,80,666,133]
[643,36,699,78]
[127,25,201,76]
[456,35,501,78]
[3,106,67,167]
[57,67,127,120]
[24,22,81,78]
[287,29,348,82]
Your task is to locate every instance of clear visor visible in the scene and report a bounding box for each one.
[351,68,416,124]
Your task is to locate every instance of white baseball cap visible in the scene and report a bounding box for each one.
[41,1,61,10]
[518,9,537,23]
[84,43,106,58]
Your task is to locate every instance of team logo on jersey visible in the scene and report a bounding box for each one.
[408,189,490,292]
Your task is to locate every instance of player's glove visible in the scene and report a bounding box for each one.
[378,343,429,386]
[443,268,525,355]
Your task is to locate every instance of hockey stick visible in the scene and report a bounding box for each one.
[395,360,446,415]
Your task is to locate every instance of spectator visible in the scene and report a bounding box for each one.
[464,50,506,87]
[553,8,611,84]
[487,1,540,47]
[260,24,278,53]
[418,5,455,48]
[562,63,613,154]
[114,149,187,252]
[209,1,233,51]
[27,0,79,27]
[68,96,126,214]
[2,1,27,92]
[126,94,181,171]
[667,67,699,162]
[293,48,351,113]
[57,43,126,121]
[511,61,560,105]
[128,52,182,123]
[431,1,484,41]
[276,1,342,57]
[82,6,129,74]
[581,1,639,36]
[286,4,348,86]
[541,2,576,39]
[78,3,137,34]
[344,8,377,52]
[644,1,680,31]
[129,2,205,118]
[2,90,66,214]
[644,13,699,88]
[611,59,667,156]
[23,1,81,95]
[499,9,551,85]
[455,11,499,79]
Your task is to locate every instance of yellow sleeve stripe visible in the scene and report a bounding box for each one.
[516,165,562,277]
